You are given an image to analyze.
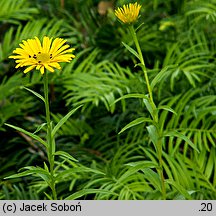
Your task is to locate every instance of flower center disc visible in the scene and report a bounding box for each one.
[37,53,50,63]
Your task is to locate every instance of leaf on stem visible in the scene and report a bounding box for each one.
[164,130,200,153]
[141,168,162,192]
[143,98,157,120]
[150,65,177,90]
[5,123,47,147]
[118,161,157,182]
[157,105,177,115]
[4,166,51,186]
[118,117,152,134]
[33,123,47,134]
[22,86,45,103]
[51,105,83,137]
[54,151,78,162]
[146,125,158,146]
[122,42,140,60]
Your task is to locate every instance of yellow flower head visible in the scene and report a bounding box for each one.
[9,36,75,74]
[115,2,141,24]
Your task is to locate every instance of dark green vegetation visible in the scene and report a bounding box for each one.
[0,0,216,199]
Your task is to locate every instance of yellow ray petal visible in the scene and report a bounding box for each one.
[24,65,36,73]
[42,36,52,53]
[44,64,54,72]
[40,66,45,74]
[9,36,75,74]
[49,38,66,54]
[49,62,61,69]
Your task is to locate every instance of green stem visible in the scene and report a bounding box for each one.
[128,25,166,199]
[43,70,57,200]
[157,137,166,200]
[128,25,153,104]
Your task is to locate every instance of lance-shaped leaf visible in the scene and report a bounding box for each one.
[150,65,177,90]
[4,166,51,187]
[54,151,78,162]
[5,123,47,147]
[157,105,177,115]
[119,117,152,134]
[164,130,200,153]
[22,86,45,103]
[33,123,47,134]
[122,42,140,60]
[143,98,157,119]
[147,124,158,146]
[51,105,83,137]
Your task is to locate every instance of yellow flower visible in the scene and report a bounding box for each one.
[115,2,141,24]
[9,36,75,74]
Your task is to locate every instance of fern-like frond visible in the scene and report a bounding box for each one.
[158,88,216,154]
[162,43,213,90]
[63,50,134,113]
[186,0,216,24]
[0,0,38,24]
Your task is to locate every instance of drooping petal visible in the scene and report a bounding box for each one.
[24,65,36,73]
[48,62,61,69]
[40,66,45,74]
[44,64,54,72]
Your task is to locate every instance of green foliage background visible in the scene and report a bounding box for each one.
[0,0,216,199]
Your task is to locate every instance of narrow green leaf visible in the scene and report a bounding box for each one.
[4,166,51,181]
[22,86,45,102]
[65,189,118,200]
[23,166,51,184]
[143,98,157,118]
[4,170,34,179]
[150,65,177,90]
[55,167,104,181]
[205,148,215,179]
[118,117,152,134]
[54,151,78,162]
[33,123,47,134]
[44,192,53,200]
[147,125,158,146]
[182,70,196,88]
[122,42,140,60]
[141,168,161,191]
[126,161,157,168]
[44,162,49,172]
[158,105,177,115]
[51,105,83,137]
[164,130,200,153]
[118,161,157,182]
[166,179,192,200]
[5,123,47,147]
